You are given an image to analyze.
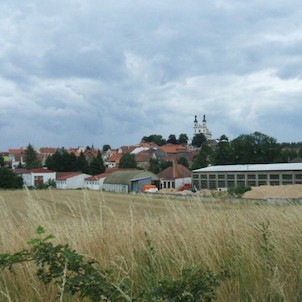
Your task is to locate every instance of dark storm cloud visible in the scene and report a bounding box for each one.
[1,0,302,150]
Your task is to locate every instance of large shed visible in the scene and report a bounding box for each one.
[192,163,302,190]
[103,170,159,193]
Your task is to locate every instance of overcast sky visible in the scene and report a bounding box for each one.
[1,1,302,150]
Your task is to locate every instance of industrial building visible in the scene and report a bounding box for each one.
[103,170,159,193]
[192,163,302,190]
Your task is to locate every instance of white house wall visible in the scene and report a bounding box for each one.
[175,177,191,189]
[22,172,56,187]
[22,174,32,186]
[66,174,90,189]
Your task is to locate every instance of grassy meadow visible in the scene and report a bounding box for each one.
[1,189,302,301]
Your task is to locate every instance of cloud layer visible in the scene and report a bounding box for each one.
[1,0,302,149]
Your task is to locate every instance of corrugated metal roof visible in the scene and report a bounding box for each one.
[193,163,302,173]
[104,170,159,185]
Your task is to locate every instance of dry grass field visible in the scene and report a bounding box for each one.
[1,188,302,301]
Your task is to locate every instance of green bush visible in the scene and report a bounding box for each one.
[228,185,251,197]
[0,227,230,301]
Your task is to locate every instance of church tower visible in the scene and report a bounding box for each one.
[193,115,212,140]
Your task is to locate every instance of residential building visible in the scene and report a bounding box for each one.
[9,148,24,169]
[85,173,109,190]
[16,168,56,187]
[158,163,191,190]
[56,172,91,189]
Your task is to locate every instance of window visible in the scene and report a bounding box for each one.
[200,181,207,189]
[227,181,235,187]
[247,174,256,179]
[209,181,216,189]
[218,174,225,179]
[218,181,225,187]
[237,181,245,186]
[259,181,267,186]
[209,174,216,179]
[270,181,280,186]
[282,174,292,180]
[270,174,279,179]
[258,174,267,180]
[237,174,245,180]
[227,174,234,180]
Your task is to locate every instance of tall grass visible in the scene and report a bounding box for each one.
[1,189,302,301]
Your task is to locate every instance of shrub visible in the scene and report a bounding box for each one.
[0,227,230,301]
[228,185,251,197]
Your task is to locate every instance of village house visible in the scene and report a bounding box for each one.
[56,172,91,189]
[158,162,191,190]
[16,168,56,187]
[8,148,25,169]
[85,173,109,190]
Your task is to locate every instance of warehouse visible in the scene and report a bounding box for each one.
[192,163,302,190]
[103,170,159,193]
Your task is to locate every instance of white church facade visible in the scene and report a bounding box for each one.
[193,115,212,140]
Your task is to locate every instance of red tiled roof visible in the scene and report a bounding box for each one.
[56,172,82,180]
[158,164,191,179]
[39,147,57,154]
[16,168,54,174]
[107,153,122,163]
[135,151,152,162]
[84,149,100,157]
[9,148,23,154]
[158,145,187,154]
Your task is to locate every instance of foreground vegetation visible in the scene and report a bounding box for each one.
[1,189,302,301]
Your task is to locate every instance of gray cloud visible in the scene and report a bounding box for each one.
[1,0,302,150]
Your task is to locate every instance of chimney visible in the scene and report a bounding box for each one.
[172,160,178,179]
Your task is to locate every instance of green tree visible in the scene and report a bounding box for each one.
[191,145,213,170]
[0,155,4,167]
[0,168,23,188]
[148,158,173,174]
[214,135,233,165]
[149,158,160,174]
[231,132,281,164]
[61,151,77,172]
[159,159,172,171]
[102,144,111,152]
[178,133,189,145]
[45,150,62,171]
[167,134,177,144]
[142,134,166,146]
[76,152,89,173]
[119,153,137,168]
[89,151,105,175]
[24,144,41,169]
[178,157,189,169]
[192,133,207,148]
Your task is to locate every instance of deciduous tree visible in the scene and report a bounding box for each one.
[119,153,137,169]
[0,168,23,188]
[191,133,206,148]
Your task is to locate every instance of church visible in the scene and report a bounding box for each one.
[193,115,212,140]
